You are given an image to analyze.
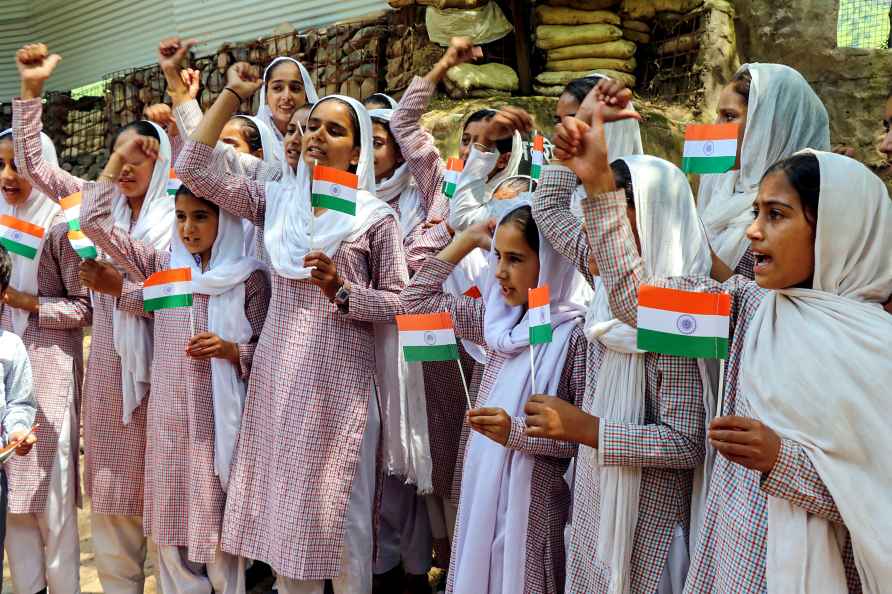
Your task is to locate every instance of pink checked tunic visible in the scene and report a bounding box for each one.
[4,217,91,514]
[13,97,152,516]
[401,256,587,594]
[176,140,408,580]
[80,180,270,563]
[392,76,478,501]
[581,187,862,594]
[534,167,707,594]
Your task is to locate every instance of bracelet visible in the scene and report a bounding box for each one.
[223,87,243,103]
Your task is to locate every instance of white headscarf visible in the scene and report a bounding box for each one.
[0,130,61,337]
[569,73,643,219]
[169,194,266,491]
[698,63,830,270]
[452,199,585,594]
[263,96,396,279]
[369,109,427,235]
[113,121,176,424]
[741,150,892,594]
[231,115,280,256]
[585,155,712,593]
[256,56,319,143]
[487,130,523,190]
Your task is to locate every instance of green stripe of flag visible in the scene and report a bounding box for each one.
[311,193,356,216]
[403,344,459,362]
[637,328,729,359]
[530,163,542,180]
[443,181,457,198]
[681,155,737,175]
[74,245,98,260]
[0,238,37,259]
[529,324,552,344]
[144,293,193,312]
[67,219,80,232]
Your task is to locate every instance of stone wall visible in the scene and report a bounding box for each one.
[734,0,892,174]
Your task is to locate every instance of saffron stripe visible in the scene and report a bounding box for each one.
[637,328,729,359]
[396,312,454,332]
[446,157,464,173]
[683,122,739,141]
[638,285,731,316]
[528,285,550,309]
[0,215,44,238]
[60,192,82,210]
[144,267,192,287]
[313,165,358,188]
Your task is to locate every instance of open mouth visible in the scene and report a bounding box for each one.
[305,146,326,160]
[752,251,773,273]
[2,186,20,196]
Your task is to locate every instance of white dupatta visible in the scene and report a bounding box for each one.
[583,156,712,593]
[231,115,280,257]
[169,199,266,491]
[113,121,175,424]
[452,199,585,594]
[698,63,829,270]
[0,130,61,336]
[256,56,319,147]
[742,150,892,594]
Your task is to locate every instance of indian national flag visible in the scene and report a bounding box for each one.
[60,192,83,231]
[681,123,739,174]
[67,230,97,260]
[396,312,459,362]
[167,168,182,196]
[463,285,482,299]
[530,135,545,180]
[311,165,358,216]
[143,268,193,312]
[442,157,464,199]
[0,215,44,260]
[637,285,731,359]
[528,285,552,344]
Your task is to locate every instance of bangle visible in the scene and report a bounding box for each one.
[223,87,243,103]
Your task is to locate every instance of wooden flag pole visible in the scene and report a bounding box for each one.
[455,356,473,410]
[529,344,537,394]
[310,159,318,248]
[715,359,726,419]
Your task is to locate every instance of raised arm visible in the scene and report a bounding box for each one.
[13,44,83,199]
[532,165,592,282]
[37,223,92,330]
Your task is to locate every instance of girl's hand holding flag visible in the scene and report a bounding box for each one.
[79,260,123,296]
[304,250,346,302]
[467,407,510,446]
[708,415,781,474]
[523,394,598,448]
[185,332,240,364]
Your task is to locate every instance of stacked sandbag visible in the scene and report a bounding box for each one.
[533,1,638,96]
[442,63,519,99]
[385,24,445,95]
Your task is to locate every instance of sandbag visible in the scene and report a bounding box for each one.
[622,19,651,32]
[547,39,637,61]
[623,29,651,43]
[533,83,567,96]
[535,6,621,26]
[444,62,519,93]
[537,69,635,87]
[620,0,702,19]
[547,0,620,9]
[426,3,514,46]
[419,0,488,7]
[545,56,637,73]
[535,23,623,50]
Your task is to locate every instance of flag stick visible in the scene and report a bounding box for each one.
[529,343,537,394]
[715,359,726,417]
[189,304,195,338]
[310,159,318,248]
[455,356,473,410]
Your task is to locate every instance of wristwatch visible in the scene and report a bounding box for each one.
[332,279,351,312]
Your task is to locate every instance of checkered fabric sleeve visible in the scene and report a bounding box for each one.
[760,437,843,523]
[13,97,84,200]
[38,223,92,330]
[400,255,486,347]
[237,270,271,379]
[341,216,408,323]
[390,76,446,205]
[405,221,452,273]
[532,166,594,282]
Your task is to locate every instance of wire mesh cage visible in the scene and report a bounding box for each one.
[837,0,892,49]
[637,9,710,105]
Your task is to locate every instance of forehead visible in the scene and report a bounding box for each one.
[463,120,487,136]
[494,220,533,252]
[371,121,390,137]
[556,92,580,116]
[718,83,746,110]
[220,120,244,136]
[114,127,139,148]
[175,193,214,211]
[756,170,800,206]
[310,100,353,126]
[0,138,13,154]
[268,61,301,82]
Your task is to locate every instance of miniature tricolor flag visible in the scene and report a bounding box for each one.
[530,135,545,180]
[167,168,182,196]
[463,285,482,299]
[67,230,97,260]
[0,215,44,260]
[143,268,193,312]
[396,312,460,362]
[311,165,359,216]
[681,123,739,174]
[636,285,731,359]
[442,158,464,199]
[60,192,83,231]
[528,285,552,344]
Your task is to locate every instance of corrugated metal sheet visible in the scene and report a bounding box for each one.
[0,1,392,101]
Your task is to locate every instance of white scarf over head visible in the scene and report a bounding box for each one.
[0,130,61,336]
[486,129,523,191]
[584,155,712,593]
[263,95,396,279]
[114,121,176,424]
[452,199,585,594]
[742,150,892,594]
[366,108,433,492]
[367,93,399,109]
[231,115,280,256]
[170,199,266,491]
[698,63,829,270]
[256,56,319,143]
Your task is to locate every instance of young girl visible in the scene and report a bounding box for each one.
[694,64,829,278]
[558,87,891,593]
[80,133,269,594]
[175,64,407,593]
[0,129,90,594]
[401,202,587,594]
[531,153,709,593]
[256,56,319,153]
[363,93,398,110]
[14,43,173,591]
